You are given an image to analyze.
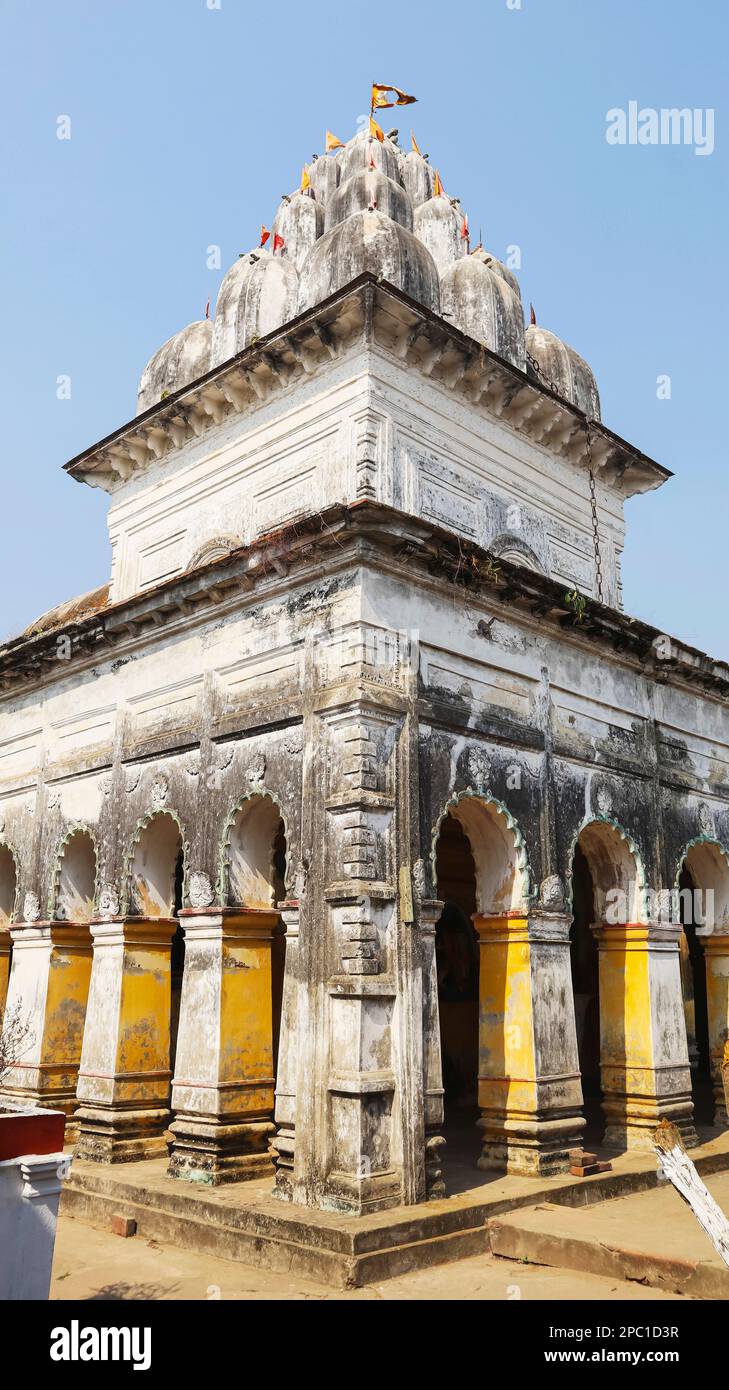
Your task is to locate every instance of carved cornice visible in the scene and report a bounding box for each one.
[63,275,669,499]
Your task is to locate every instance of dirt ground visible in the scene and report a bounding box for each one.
[51,1214,685,1302]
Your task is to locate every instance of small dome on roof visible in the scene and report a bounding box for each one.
[338,129,402,185]
[414,195,465,273]
[440,256,525,370]
[309,152,342,205]
[272,191,324,271]
[137,319,212,414]
[325,168,413,233]
[211,248,299,366]
[298,209,440,314]
[470,247,522,302]
[401,150,434,208]
[526,323,601,419]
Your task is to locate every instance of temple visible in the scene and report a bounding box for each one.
[1,120,728,1218]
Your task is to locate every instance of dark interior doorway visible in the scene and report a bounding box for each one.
[434,813,480,1161]
[570,842,604,1144]
[679,863,713,1125]
[170,849,185,1075]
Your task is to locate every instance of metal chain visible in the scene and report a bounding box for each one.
[586,427,604,604]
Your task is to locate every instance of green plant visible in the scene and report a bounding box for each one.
[564,588,588,624]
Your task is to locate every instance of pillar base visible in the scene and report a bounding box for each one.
[477,1110,586,1177]
[167,1115,275,1185]
[73,1105,171,1164]
[271,1123,295,1199]
[601,1092,698,1151]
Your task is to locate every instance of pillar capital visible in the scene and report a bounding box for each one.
[177,905,280,944]
[592,921,682,949]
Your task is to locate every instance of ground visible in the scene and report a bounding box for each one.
[51,1215,685,1302]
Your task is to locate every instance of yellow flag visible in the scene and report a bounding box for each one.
[301,164,311,192]
[326,130,344,151]
[411,130,422,155]
[369,115,385,143]
[433,169,445,197]
[372,83,417,110]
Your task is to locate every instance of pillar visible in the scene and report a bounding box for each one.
[475,910,585,1175]
[419,898,446,1197]
[2,921,92,1122]
[0,926,11,1014]
[272,904,300,1198]
[702,931,729,1125]
[74,917,176,1163]
[168,907,279,1183]
[593,921,696,1148]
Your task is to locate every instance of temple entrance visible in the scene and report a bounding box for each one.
[226,794,288,1071]
[569,842,603,1143]
[434,812,480,1160]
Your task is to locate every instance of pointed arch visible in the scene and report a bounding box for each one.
[431,791,532,914]
[217,789,289,909]
[567,815,647,923]
[48,823,98,921]
[675,837,729,931]
[124,808,188,917]
[0,839,19,926]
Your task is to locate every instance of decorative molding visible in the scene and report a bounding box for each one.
[47,821,99,920]
[22,891,41,923]
[216,786,288,908]
[188,870,215,909]
[122,805,189,915]
[430,789,534,907]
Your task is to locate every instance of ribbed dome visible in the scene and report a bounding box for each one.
[401,150,434,208]
[470,247,522,302]
[272,191,324,271]
[325,168,413,233]
[338,128,402,184]
[414,196,465,273]
[137,319,212,414]
[309,152,342,206]
[526,324,601,420]
[211,249,299,366]
[441,257,525,370]
[298,210,440,314]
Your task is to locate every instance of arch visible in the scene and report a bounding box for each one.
[431,792,531,915]
[488,533,545,575]
[186,535,241,571]
[0,840,19,926]
[49,824,98,921]
[567,815,647,924]
[675,838,729,931]
[217,790,289,909]
[125,809,187,917]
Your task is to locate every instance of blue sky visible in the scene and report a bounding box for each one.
[2,0,727,656]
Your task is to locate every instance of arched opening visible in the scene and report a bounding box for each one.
[54,829,96,921]
[129,811,185,1070]
[570,819,646,1149]
[0,843,17,928]
[433,794,528,1176]
[679,841,729,1127]
[570,842,602,1142]
[226,794,288,1072]
[0,843,18,1012]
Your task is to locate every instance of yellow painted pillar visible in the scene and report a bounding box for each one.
[475,912,585,1175]
[168,907,278,1183]
[0,926,11,1014]
[1,921,92,1121]
[593,922,696,1149]
[702,931,729,1124]
[75,917,176,1163]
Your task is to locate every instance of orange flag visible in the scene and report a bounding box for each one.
[273,232,285,254]
[369,115,385,143]
[301,164,311,192]
[372,83,417,109]
[260,225,270,247]
[326,130,344,151]
[411,130,422,155]
[460,213,469,240]
[433,169,445,197]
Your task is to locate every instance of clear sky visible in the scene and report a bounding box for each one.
[2,0,727,656]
